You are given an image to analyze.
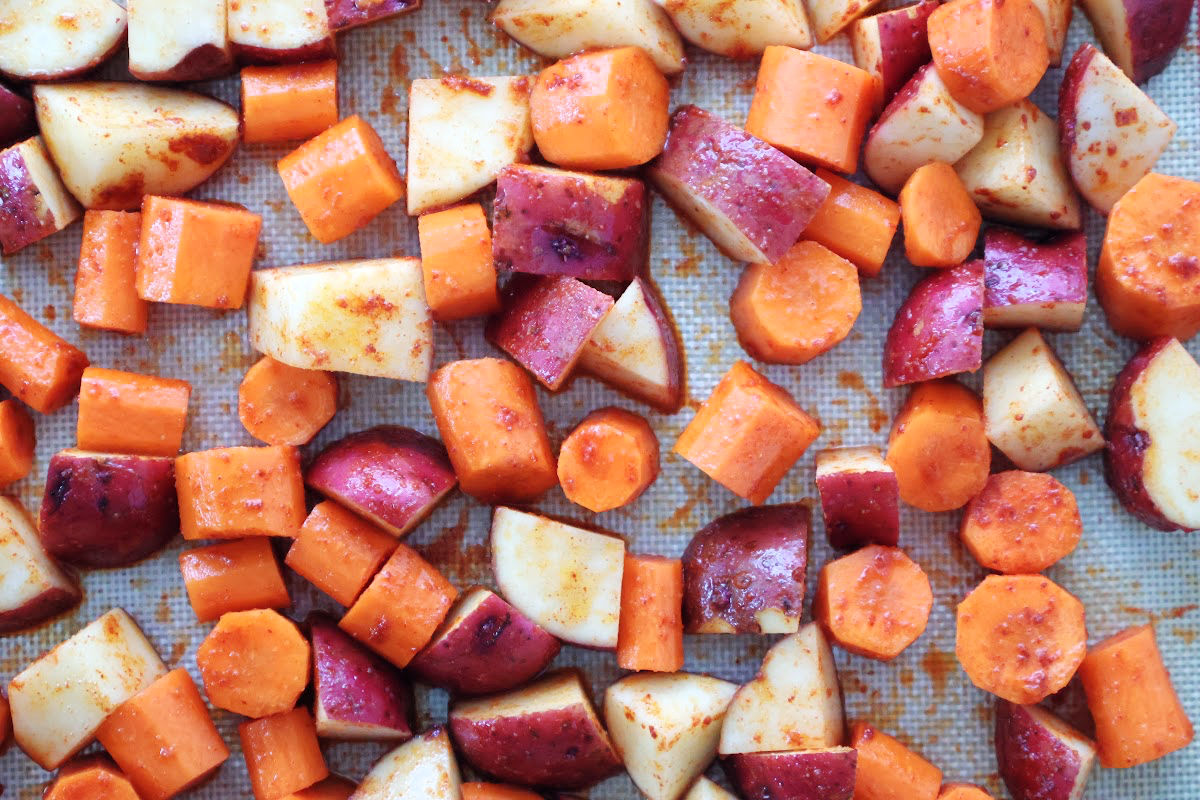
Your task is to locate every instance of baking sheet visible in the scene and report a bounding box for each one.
[1,1,1198,796]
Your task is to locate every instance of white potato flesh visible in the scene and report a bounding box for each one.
[719,623,844,755]
[0,497,77,629]
[490,506,625,649]
[657,0,812,58]
[350,729,462,800]
[407,76,533,216]
[248,258,433,383]
[1031,0,1072,64]
[8,608,166,770]
[815,445,890,478]
[808,0,884,44]
[0,0,126,81]
[684,778,739,800]
[955,100,1082,230]
[227,0,332,55]
[983,328,1103,472]
[127,0,232,81]
[605,673,738,800]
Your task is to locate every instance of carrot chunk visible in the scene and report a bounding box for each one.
[45,757,141,800]
[418,203,501,322]
[179,538,291,622]
[730,240,862,364]
[0,293,89,413]
[616,554,684,672]
[175,445,306,540]
[96,669,230,800]
[675,360,820,504]
[462,783,544,800]
[281,776,357,800]
[285,501,398,607]
[803,169,901,277]
[277,114,405,244]
[960,471,1082,574]
[77,367,192,457]
[0,398,34,486]
[136,196,262,310]
[242,61,339,144]
[73,210,148,334]
[238,356,338,446]
[956,574,1087,704]
[851,722,943,800]
[1079,624,1194,767]
[197,609,311,719]
[899,162,982,268]
[239,708,329,800]
[558,407,660,513]
[746,46,875,173]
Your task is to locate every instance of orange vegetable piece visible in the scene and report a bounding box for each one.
[730,240,862,364]
[136,195,262,310]
[175,445,306,540]
[0,293,89,414]
[851,722,943,800]
[803,169,900,277]
[956,574,1087,704]
[96,669,230,800]
[238,356,338,446]
[281,776,357,800]
[530,46,670,170]
[886,379,990,512]
[73,210,148,334]
[0,398,34,486]
[616,553,684,672]
[674,360,820,504]
[242,60,339,144]
[339,543,457,668]
[417,203,501,322]
[277,114,405,244]
[960,471,1082,574]
[76,366,192,457]
[285,501,398,607]
[899,162,982,268]
[1079,624,1194,768]
[239,707,329,800]
[197,609,310,719]
[558,407,660,513]
[179,538,291,622]
[815,545,933,661]
[45,757,141,800]
[462,783,544,800]
[928,0,1049,114]
[427,358,557,503]
[746,46,875,173]
[938,786,993,800]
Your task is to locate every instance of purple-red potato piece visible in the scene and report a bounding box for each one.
[309,613,414,742]
[485,275,614,391]
[807,0,885,43]
[353,728,462,800]
[226,0,336,64]
[0,137,82,256]
[850,0,937,104]
[325,0,421,31]
[648,105,830,264]
[493,163,648,281]
[983,229,1087,331]
[449,669,622,790]
[724,747,858,800]
[995,700,1096,800]
[0,497,79,635]
[816,446,900,550]
[126,0,233,82]
[1033,0,1072,65]
[0,83,34,149]
[883,260,984,388]
[0,0,126,81]
[1105,337,1200,531]
[38,450,178,569]
[1077,0,1190,83]
[682,503,810,634]
[408,586,561,696]
[306,426,456,539]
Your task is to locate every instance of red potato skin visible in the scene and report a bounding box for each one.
[0,142,56,256]
[324,0,421,30]
[0,84,33,149]
[818,470,900,550]
[883,260,984,387]
[724,748,858,800]
[0,585,80,635]
[873,0,938,102]
[984,229,1086,329]
[995,701,1088,800]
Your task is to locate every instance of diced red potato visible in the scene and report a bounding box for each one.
[0,0,126,81]
[684,778,738,800]
[658,0,813,58]
[226,0,335,65]
[983,229,1087,332]
[808,0,885,43]
[1076,0,1190,83]
[1032,0,1073,65]
[850,0,938,107]
[0,136,82,256]
[352,728,462,800]
[816,446,900,550]
[325,0,420,31]
[883,260,984,388]
[0,83,34,149]
[126,0,232,81]
[0,497,79,635]
[983,328,1104,472]
[724,747,858,800]
[995,701,1096,800]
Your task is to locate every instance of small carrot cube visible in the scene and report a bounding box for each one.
[558,407,660,513]
[136,196,262,310]
[462,784,544,800]
[175,445,306,540]
[281,776,357,800]
[417,203,500,321]
[239,708,329,800]
[0,293,89,414]
[851,722,943,800]
[0,398,34,486]
[74,210,148,334]
[899,162,981,268]
[238,356,338,446]
[197,609,310,719]
[45,757,141,800]
[804,169,900,277]
[616,553,684,672]
[746,47,875,174]
[77,367,192,457]
[242,60,339,145]
[960,470,1082,573]
[278,114,405,244]
[285,501,398,607]
[674,360,820,504]
[179,538,291,622]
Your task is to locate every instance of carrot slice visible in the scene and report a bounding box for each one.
[239,708,329,800]
[0,293,89,413]
[0,398,34,486]
[461,783,544,800]
[960,471,1082,574]
[175,445,306,539]
[417,203,501,322]
[851,722,943,800]
[804,169,901,277]
[238,356,338,446]
[899,162,981,268]
[197,609,311,719]
[74,210,148,334]
[285,501,398,607]
[616,554,684,672]
[77,367,191,457]
[45,757,140,800]
[242,61,339,144]
[558,407,660,513]
[179,538,291,622]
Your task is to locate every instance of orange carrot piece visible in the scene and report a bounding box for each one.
[531,47,670,171]
[899,162,981,268]
[851,722,943,800]
[197,609,311,719]
[746,46,875,173]
[136,195,262,310]
[928,0,1049,114]
[674,360,820,504]
[616,554,684,672]
[956,574,1087,704]
[282,776,357,800]
[242,60,339,145]
[96,669,230,800]
[339,543,457,668]
[960,471,1082,574]
[175,445,306,540]
[885,379,989,512]
[558,407,660,513]
[814,545,933,661]
[730,240,862,364]
[803,169,900,277]
[277,114,405,244]
[76,367,192,457]
[427,358,557,503]
[73,210,148,334]
[938,786,993,800]
[285,501,398,607]
[239,708,329,800]
[238,356,338,446]
[417,203,501,322]
[461,782,544,800]
[179,538,291,622]
[0,398,34,486]
[45,757,141,800]
[1078,624,1194,767]
[0,293,89,413]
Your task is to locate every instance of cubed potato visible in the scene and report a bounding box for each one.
[883,260,984,387]
[0,497,79,635]
[0,136,81,255]
[326,0,420,30]
[0,0,126,81]
[850,0,938,106]
[127,0,232,81]
[808,0,884,43]
[351,728,461,800]
[0,82,35,149]
[816,446,900,549]
[995,701,1096,800]
[658,0,812,58]
[1077,0,1190,83]
[725,747,858,800]
[983,229,1087,332]
[227,0,335,64]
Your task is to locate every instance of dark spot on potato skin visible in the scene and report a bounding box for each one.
[474,612,512,649]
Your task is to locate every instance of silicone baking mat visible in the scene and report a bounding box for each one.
[1,1,1197,796]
